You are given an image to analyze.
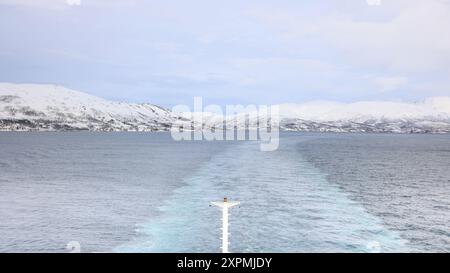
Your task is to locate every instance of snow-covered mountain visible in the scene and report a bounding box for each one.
[0,83,186,131]
[205,98,450,133]
[1,82,450,133]
[277,98,450,133]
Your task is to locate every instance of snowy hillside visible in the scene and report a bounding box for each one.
[279,98,450,122]
[1,82,450,133]
[0,83,185,131]
[278,99,450,133]
[206,98,450,133]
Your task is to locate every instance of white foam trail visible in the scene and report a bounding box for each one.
[116,138,409,253]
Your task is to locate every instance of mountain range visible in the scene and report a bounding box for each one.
[1,83,450,133]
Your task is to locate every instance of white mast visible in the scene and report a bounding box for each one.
[211,197,240,253]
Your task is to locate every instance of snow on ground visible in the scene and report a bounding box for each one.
[1,82,450,133]
[0,83,177,131]
[278,99,450,122]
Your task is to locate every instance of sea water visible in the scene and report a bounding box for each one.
[0,132,449,252]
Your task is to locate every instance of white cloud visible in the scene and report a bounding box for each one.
[229,57,342,88]
[0,0,63,8]
[252,0,450,73]
[329,2,450,72]
[246,0,450,98]
[0,0,137,8]
[373,76,408,92]
[1,0,448,103]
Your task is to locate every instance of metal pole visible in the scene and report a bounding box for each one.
[211,197,240,253]
[222,205,229,253]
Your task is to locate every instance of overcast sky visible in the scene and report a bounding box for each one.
[1,0,449,107]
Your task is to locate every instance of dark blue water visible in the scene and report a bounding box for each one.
[0,132,449,252]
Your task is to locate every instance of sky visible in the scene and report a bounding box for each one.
[0,0,449,107]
